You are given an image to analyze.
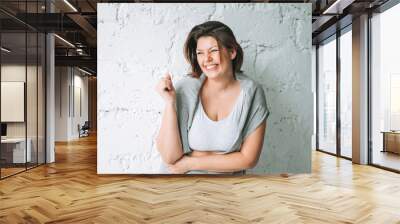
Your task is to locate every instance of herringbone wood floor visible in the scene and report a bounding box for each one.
[1,134,400,223]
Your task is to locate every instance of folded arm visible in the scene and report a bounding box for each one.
[155,102,184,164]
[169,121,267,173]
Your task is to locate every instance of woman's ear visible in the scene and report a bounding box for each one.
[230,48,237,60]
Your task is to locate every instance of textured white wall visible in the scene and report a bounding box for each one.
[98,3,312,174]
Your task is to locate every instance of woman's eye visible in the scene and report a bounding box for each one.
[196,52,203,55]
[211,49,219,52]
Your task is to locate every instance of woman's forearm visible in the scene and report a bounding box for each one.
[189,151,256,172]
[156,102,183,164]
[174,121,266,173]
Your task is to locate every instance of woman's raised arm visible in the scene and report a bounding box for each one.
[155,74,183,164]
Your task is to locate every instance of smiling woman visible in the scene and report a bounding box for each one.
[184,21,243,79]
[155,21,270,174]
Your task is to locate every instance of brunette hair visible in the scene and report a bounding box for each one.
[183,21,243,78]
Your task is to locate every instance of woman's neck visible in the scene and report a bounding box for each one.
[204,73,236,93]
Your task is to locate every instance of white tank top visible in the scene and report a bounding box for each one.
[188,90,244,153]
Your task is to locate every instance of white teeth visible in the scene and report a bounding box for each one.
[206,65,217,69]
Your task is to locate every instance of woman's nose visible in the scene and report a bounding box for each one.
[206,53,212,62]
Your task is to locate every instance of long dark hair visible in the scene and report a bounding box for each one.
[184,21,243,78]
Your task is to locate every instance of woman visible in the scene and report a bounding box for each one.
[155,21,269,174]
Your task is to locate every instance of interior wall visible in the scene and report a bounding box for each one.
[55,66,69,141]
[312,45,316,150]
[72,71,89,138]
[88,77,97,132]
[55,66,89,141]
[1,62,46,168]
[1,64,40,139]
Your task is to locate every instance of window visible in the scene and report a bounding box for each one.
[0,1,47,179]
[317,36,337,155]
[371,3,400,171]
[340,28,352,158]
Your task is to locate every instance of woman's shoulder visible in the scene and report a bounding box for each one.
[175,74,200,86]
[174,73,203,94]
[237,72,263,92]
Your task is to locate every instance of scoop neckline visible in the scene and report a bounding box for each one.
[199,89,243,123]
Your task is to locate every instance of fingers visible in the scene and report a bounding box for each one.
[162,73,174,91]
[166,79,174,91]
[155,72,175,93]
[162,79,169,91]
[164,72,172,80]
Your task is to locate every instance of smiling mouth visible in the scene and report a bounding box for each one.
[204,64,218,71]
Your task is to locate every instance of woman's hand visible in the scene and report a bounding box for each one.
[155,73,176,104]
[168,156,192,174]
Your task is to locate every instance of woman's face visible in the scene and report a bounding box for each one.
[196,36,236,80]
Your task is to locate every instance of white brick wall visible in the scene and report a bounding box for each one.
[98,3,312,174]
